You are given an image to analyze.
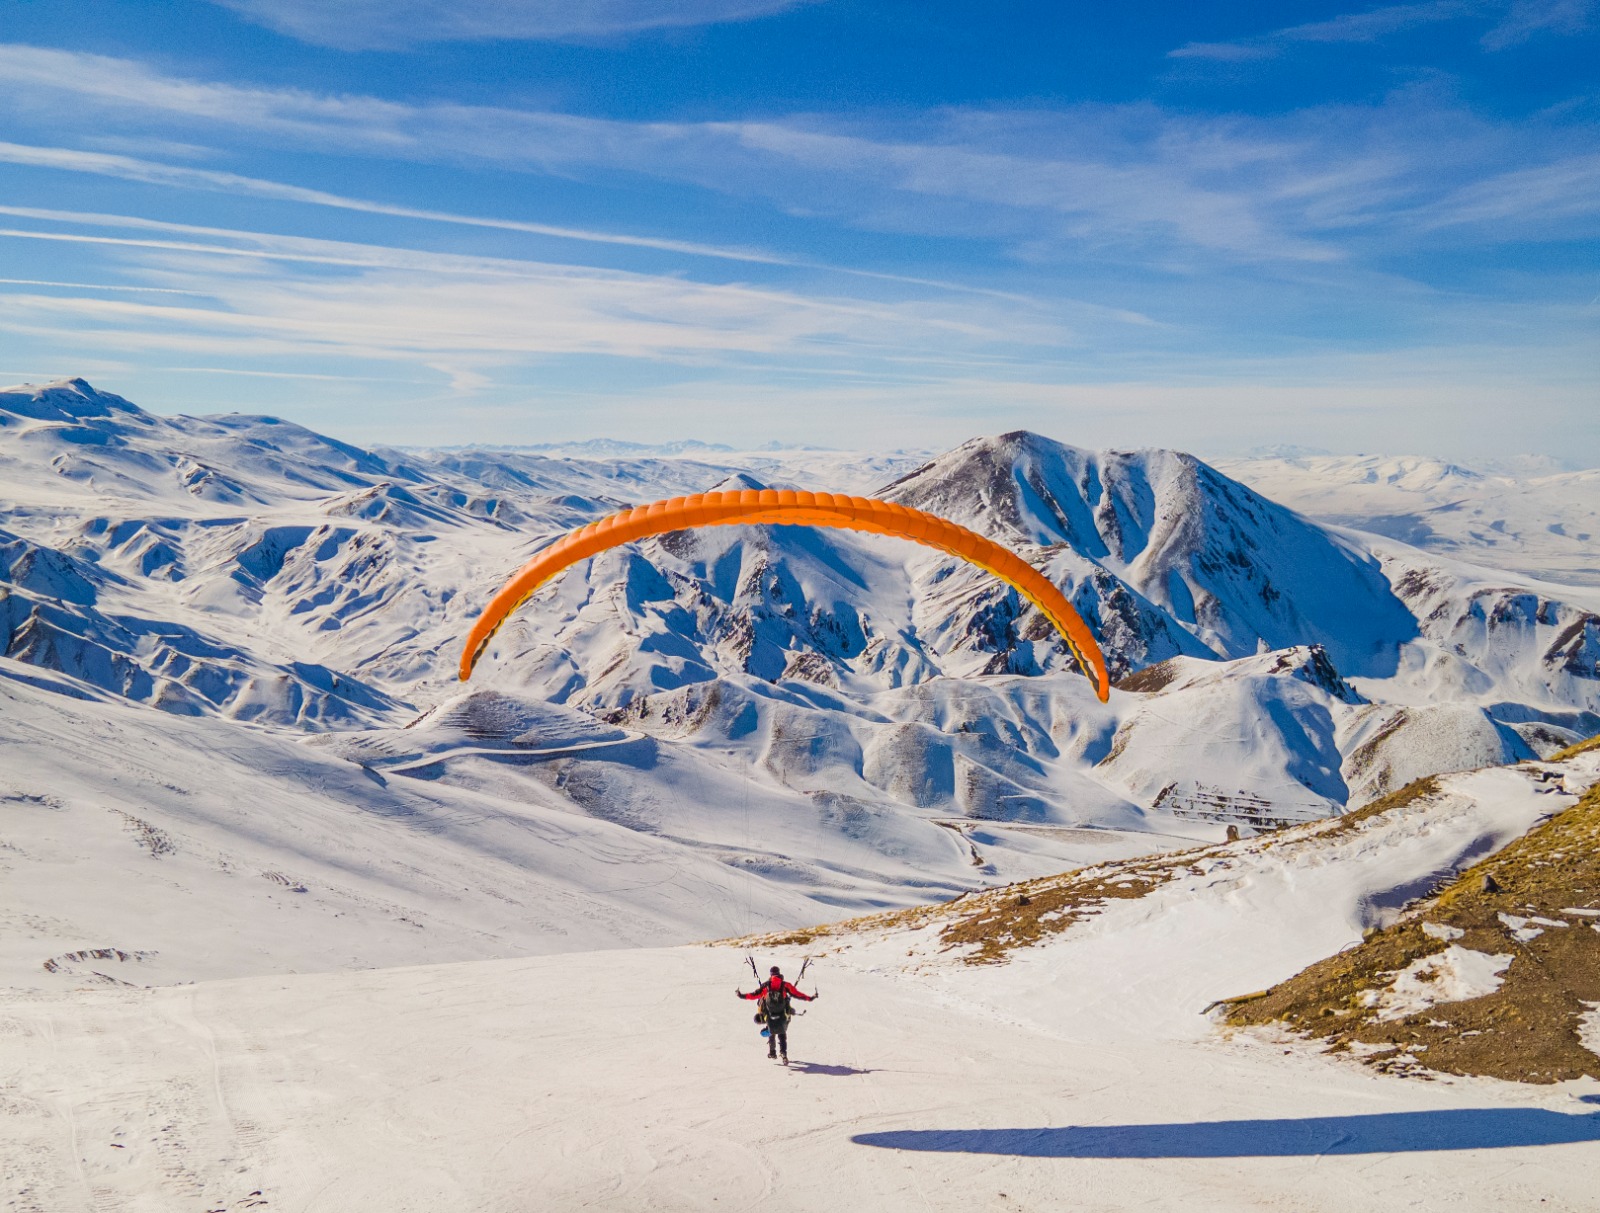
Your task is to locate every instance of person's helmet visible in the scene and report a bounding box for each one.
[770,966,781,975]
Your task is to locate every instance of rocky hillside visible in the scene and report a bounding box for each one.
[1227,761,1600,1083]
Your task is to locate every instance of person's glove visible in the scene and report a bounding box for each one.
[811,991,820,1000]
[734,989,744,999]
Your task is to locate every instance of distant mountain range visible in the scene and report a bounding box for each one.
[2,378,1598,985]
[1217,452,1600,588]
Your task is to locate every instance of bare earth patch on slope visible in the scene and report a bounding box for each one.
[1550,732,1600,763]
[1227,781,1600,1083]
[732,847,1208,964]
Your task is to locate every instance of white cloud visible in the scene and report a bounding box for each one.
[3,43,1595,280]
[0,139,793,266]
[1416,151,1600,228]
[0,208,1074,377]
[722,117,1342,261]
[1278,1,1481,44]
[1482,0,1596,47]
[207,0,816,50]
[0,140,1050,302]
[0,277,209,295]
[0,48,1360,264]
[1170,0,1593,59]
[1167,41,1278,61]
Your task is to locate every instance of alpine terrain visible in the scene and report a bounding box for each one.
[3,379,1599,1212]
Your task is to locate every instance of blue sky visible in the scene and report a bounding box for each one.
[0,1,1596,459]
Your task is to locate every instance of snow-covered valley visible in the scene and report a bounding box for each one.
[4,377,1600,1211]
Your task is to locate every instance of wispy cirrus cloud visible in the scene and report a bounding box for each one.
[0,277,210,295]
[1169,0,1594,60]
[1415,151,1600,228]
[0,139,801,267]
[2,43,1596,297]
[1481,0,1597,47]
[0,140,1053,303]
[0,46,1438,265]
[0,206,1077,378]
[206,0,817,51]
[1170,2,1479,60]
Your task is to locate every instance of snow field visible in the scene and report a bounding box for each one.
[5,943,1600,1213]
[0,662,1188,991]
[1216,453,1600,588]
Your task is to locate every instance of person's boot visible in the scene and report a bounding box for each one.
[767,1047,776,1059]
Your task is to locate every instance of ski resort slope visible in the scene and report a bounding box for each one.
[6,758,1600,1213]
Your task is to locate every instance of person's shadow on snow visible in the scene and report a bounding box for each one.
[789,1062,876,1076]
[853,1105,1600,1157]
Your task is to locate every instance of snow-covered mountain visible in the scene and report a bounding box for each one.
[881,433,1420,677]
[1217,452,1600,588]
[3,378,1599,989]
[8,379,1599,1211]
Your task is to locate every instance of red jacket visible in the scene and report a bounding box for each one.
[743,977,813,1002]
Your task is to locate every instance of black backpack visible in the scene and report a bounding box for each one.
[759,982,792,1025]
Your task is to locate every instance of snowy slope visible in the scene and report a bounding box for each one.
[1363,539,1600,719]
[1217,453,1600,588]
[1,659,1201,991]
[5,754,1598,1213]
[0,660,833,987]
[843,760,1594,1041]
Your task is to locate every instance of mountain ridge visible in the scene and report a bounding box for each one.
[2,378,1597,877]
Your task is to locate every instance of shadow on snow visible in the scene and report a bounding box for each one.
[852,1108,1600,1158]
[789,1062,876,1077]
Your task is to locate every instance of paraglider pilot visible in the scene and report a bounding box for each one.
[738,966,816,1063]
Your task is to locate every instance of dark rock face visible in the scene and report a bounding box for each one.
[1545,614,1600,680]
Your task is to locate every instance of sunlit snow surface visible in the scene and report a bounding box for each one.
[1363,946,1512,1021]
[1218,452,1600,588]
[5,380,1600,1210]
[4,758,1599,1212]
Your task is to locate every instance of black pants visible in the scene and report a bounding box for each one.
[766,1018,788,1057]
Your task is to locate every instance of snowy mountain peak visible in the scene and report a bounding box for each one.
[706,470,772,493]
[879,430,1418,676]
[0,377,145,424]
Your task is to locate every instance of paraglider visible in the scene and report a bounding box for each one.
[458,489,1110,701]
[738,958,816,1064]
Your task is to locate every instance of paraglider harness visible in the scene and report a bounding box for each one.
[755,985,791,1029]
[748,956,810,1031]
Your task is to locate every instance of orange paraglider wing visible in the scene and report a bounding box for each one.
[458,489,1111,702]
